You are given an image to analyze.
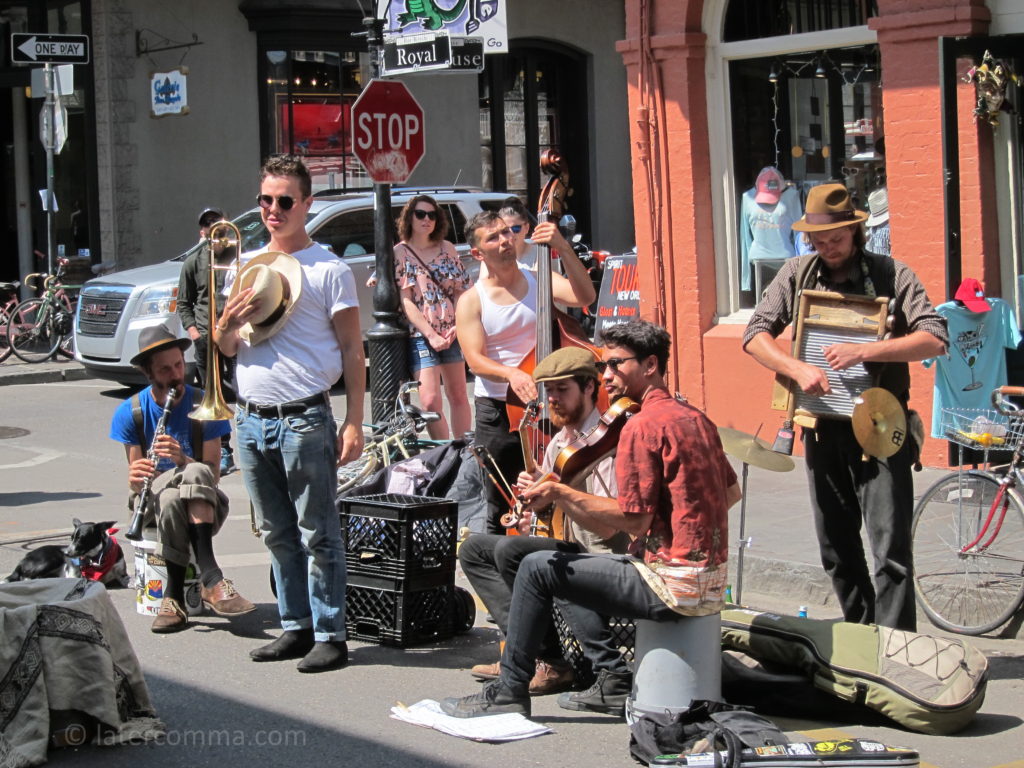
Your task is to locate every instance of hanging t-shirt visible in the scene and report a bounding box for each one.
[923,298,1022,437]
[739,184,810,291]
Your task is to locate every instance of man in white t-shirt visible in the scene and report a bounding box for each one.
[216,155,364,673]
[455,211,596,533]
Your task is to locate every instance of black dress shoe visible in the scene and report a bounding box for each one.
[297,641,349,673]
[250,628,315,662]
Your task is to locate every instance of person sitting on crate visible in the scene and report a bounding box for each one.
[459,347,631,696]
[441,320,741,718]
[215,155,365,674]
[109,325,255,633]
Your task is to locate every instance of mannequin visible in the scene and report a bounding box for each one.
[924,278,1021,437]
[739,166,810,292]
[866,187,890,256]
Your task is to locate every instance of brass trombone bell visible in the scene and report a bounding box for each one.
[189,219,240,422]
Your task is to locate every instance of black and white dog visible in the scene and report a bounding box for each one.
[4,518,130,587]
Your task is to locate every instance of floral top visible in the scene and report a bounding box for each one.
[394,241,471,337]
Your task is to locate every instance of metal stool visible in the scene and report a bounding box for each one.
[625,612,722,724]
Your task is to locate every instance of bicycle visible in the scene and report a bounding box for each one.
[5,258,80,363]
[0,280,21,363]
[911,385,1024,635]
[336,381,444,493]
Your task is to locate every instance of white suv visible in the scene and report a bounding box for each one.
[74,188,507,385]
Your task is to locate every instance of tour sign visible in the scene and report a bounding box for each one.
[351,79,425,185]
[11,33,90,65]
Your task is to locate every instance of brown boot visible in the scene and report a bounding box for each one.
[529,659,575,696]
[470,660,501,681]
[151,597,188,634]
[201,578,256,616]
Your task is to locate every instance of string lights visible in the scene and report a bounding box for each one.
[768,49,876,87]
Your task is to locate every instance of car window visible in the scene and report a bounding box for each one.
[312,208,377,257]
[442,204,467,245]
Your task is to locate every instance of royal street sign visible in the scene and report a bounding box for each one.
[11,33,90,65]
[382,32,451,75]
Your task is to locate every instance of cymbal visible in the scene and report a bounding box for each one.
[718,427,795,473]
[852,388,907,459]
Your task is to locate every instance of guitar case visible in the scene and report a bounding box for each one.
[720,609,987,736]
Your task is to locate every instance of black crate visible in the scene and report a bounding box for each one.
[340,494,457,579]
[345,571,455,647]
[552,605,636,684]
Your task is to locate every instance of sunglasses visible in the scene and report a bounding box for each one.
[509,224,524,234]
[257,194,297,211]
[413,209,438,221]
[594,356,637,374]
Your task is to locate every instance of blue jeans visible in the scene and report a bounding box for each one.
[500,551,677,694]
[408,335,465,372]
[235,401,346,642]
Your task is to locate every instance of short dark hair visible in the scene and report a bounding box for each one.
[571,374,599,404]
[464,210,505,249]
[260,154,312,199]
[599,320,671,375]
[397,195,448,244]
[499,196,533,225]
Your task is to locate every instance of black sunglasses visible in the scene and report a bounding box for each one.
[257,194,296,211]
[413,209,438,221]
[594,356,637,374]
[509,224,524,234]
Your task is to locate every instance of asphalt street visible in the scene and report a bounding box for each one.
[1,369,1023,767]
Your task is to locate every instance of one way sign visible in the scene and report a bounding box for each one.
[11,33,90,65]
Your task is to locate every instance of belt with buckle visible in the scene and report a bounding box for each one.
[237,392,327,419]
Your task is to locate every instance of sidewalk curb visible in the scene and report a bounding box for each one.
[0,365,94,386]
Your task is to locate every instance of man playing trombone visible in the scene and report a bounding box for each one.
[109,325,255,633]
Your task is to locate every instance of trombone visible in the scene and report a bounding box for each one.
[190,219,239,422]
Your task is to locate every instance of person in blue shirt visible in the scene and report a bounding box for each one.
[110,325,254,633]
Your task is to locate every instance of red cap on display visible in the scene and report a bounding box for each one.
[755,167,784,205]
[954,278,991,313]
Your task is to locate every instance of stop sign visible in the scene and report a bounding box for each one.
[351,79,425,184]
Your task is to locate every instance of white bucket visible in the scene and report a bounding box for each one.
[132,539,203,616]
[626,613,722,725]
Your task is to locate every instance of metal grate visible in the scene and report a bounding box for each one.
[76,289,129,337]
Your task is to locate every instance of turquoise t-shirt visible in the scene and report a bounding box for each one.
[924,298,1021,437]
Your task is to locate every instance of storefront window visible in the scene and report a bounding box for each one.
[724,0,876,41]
[263,48,371,193]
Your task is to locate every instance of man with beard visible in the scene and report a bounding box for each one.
[441,320,739,719]
[459,347,630,696]
[110,325,254,633]
[456,210,596,533]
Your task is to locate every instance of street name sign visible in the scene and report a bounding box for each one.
[382,32,451,75]
[352,79,425,184]
[11,33,90,65]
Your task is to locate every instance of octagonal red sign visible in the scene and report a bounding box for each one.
[351,79,425,184]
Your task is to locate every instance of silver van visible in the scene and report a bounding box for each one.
[74,188,506,385]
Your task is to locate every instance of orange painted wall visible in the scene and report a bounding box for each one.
[619,0,1000,469]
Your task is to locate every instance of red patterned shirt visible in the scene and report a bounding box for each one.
[617,387,735,615]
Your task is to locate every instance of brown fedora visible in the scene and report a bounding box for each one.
[791,183,869,232]
[130,324,191,367]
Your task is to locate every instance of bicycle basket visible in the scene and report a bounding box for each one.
[940,407,1024,451]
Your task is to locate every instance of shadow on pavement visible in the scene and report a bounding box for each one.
[0,491,103,507]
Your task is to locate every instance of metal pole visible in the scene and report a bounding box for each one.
[364,14,410,425]
[43,62,56,276]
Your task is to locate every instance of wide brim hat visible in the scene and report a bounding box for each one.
[533,347,599,383]
[228,251,303,345]
[130,324,191,367]
[866,188,889,228]
[791,183,869,232]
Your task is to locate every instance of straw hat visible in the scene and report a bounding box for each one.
[866,188,889,227]
[228,251,303,345]
[791,183,869,232]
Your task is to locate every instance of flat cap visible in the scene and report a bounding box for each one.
[533,347,599,383]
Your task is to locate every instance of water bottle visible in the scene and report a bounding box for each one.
[798,605,808,618]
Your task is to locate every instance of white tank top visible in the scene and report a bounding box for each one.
[474,270,537,400]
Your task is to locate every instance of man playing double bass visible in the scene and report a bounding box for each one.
[459,347,631,696]
[456,210,596,533]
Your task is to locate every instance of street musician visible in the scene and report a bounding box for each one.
[460,347,630,697]
[743,183,947,632]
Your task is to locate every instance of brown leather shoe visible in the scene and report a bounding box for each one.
[530,659,575,696]
[201,578,256,616]
[470,660,501,681]
[151,597,188,634]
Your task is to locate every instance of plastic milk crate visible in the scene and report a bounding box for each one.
[339,493,457,580]
[346,570,457,647]
[553,604,636,683]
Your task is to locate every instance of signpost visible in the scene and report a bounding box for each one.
[351,79,426,185]
[11,33,91,277]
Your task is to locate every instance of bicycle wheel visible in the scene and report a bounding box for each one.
[0,307,11,363]
[7,298,60,363]
[56,297,76,359]
[913,469,1024,635]
[337,441,380,494]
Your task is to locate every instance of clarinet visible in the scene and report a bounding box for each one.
[125,387,177,541]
